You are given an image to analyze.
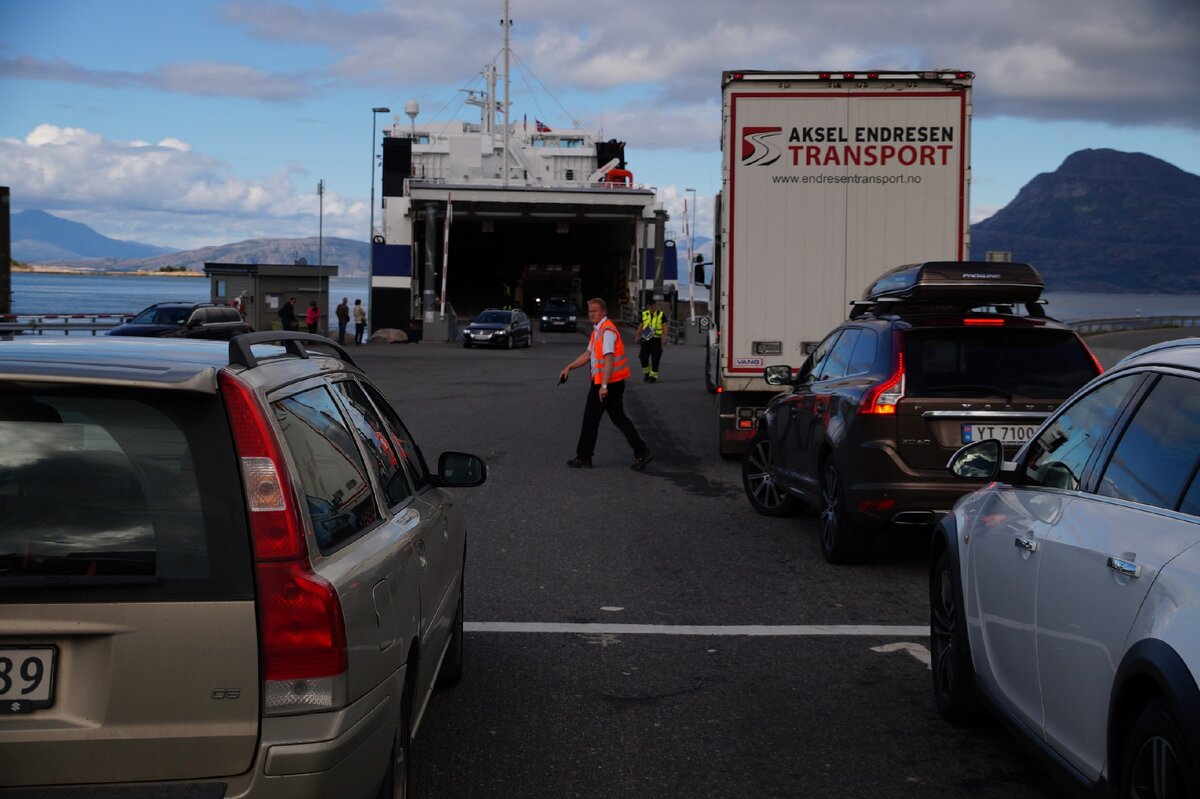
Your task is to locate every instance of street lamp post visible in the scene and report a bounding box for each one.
[369,106,390,321]
[685,187,697,320]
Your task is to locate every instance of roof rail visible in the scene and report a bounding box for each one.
[228,331,359,370]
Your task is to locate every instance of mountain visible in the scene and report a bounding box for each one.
[970,149,1200,292]
[84,237,369,276]
[12,210,177,261]
[21,232,370,277]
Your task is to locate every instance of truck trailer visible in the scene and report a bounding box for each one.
[707,70,974,456]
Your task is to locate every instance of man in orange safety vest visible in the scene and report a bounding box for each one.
[558,298,653,470]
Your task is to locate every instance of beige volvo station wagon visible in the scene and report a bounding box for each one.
[0,332,486,798]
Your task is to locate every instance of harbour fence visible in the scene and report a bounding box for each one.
[0,313,133,336]
[1070,316,1200,337]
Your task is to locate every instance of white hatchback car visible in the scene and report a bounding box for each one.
[930,338,1200,798]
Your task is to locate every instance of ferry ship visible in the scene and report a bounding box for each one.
[368,13,675,339]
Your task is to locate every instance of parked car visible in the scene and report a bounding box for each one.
[930,337,1200,796]
[741,261,1103,563]
[0,332,486,797]
[539,300,578,332]
[107,301,252,339]
[462,308,533,348]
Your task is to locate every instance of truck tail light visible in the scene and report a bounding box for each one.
[219,370,348,714]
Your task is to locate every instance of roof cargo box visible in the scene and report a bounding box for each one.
[863,261,1044,305]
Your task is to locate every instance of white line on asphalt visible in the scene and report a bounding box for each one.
[465,622,928,636]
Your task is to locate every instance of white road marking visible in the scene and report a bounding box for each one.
[465,622,928,636]
[871,641,933,669]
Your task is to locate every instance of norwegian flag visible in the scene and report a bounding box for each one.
[535,118,551,133]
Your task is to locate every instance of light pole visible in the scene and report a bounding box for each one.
[369,106,390,289]
[685,187,697,319]
[318,178,325,332]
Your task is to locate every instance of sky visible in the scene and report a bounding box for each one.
[1,0,1198,252]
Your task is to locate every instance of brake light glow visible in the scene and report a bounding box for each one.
[857,499,897,512]
[219,370,348,714]
[963,318,1004,326]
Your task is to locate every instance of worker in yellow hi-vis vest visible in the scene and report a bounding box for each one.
[637,298,666,383]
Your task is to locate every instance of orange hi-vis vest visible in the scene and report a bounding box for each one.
[590,318,631,384]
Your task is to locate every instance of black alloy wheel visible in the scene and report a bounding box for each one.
[819,459,870,563]
[704,348,717,394]
[1122,698,1197,798]
[930,548,976,724]
[742,431,803,516]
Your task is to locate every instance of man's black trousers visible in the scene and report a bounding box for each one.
[575,379,646,459]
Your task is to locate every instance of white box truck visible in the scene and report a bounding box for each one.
[707,69,973,456]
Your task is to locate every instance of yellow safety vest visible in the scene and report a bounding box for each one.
[641,309,664,337]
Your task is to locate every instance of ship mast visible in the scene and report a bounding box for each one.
[502,0,511,187]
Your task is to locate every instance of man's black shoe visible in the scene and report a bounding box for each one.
[566,456,593,468]
[631,452,654,471]
[648,376,658,383]
[643,374,651,382]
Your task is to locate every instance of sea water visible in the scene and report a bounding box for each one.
[5,272,1196,324]
[7,272,370,321]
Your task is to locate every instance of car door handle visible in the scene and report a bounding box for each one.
[1014,536,1038,552]
[1107,557,1141,578]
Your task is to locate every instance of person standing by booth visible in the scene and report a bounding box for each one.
[353,299,367,344]
[637,298,666,383]
[335,297,350,345]
[305,300,320,334]
[279,297,298,331]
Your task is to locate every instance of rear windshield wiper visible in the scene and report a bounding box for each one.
[918,384,1014,402]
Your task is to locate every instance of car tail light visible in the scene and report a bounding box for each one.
[860,334,905,415]
[1080,336,1105,376]
[219,370,348,714]
[963,318,1004,326]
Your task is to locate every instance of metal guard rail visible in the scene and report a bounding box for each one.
[1070,316,1200,337]
[0,313,133,336]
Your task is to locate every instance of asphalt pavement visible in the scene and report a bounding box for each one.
[353,327,1064,798]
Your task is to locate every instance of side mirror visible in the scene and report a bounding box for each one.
[763,365,793,386]
[435,451,487,487]
[947,439,1015,480]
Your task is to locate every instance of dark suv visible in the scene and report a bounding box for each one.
[0,332,486,796]
[539,300,578,332]
[108,301,252,339]
[741,261,1103,563]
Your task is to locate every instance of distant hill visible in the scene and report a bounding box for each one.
[12,210,177,261]
[21,230,369,277]
[970,149,1200,292]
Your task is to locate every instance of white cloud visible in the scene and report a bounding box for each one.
[0,125,365,248]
